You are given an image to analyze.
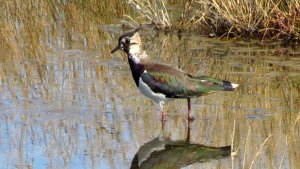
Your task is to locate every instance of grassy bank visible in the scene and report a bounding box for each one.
[128,0,300,42]
[0,0,299,54]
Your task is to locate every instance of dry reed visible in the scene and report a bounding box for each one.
[127,0,172,29]
[126,0,300,40]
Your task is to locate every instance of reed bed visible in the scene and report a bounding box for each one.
[128,0,300,41]
[1,0,299,53]
[0,0,133,57]
[126,0,172,28]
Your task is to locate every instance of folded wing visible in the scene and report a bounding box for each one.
[141,63,237,98]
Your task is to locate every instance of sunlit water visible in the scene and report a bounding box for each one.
[0,26,300,169]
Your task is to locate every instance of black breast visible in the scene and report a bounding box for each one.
[127,54,145,87]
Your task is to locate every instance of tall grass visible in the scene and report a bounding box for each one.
[126,0,172,28]
[127,0,300,40]
[197,0,300,38]
[0,0,133,56]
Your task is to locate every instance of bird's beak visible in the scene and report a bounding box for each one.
[111,41,124,54]
[111,44,120,53]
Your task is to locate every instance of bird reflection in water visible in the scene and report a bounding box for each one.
[131,121,231,169]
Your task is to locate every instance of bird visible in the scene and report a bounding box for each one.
[111,28,239,122]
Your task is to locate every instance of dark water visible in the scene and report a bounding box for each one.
[0,10,300,169]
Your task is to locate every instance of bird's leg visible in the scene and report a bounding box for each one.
[186,120,192,143]
[161,114,166,129]
[187,98,194,121]
[160,102,166,125]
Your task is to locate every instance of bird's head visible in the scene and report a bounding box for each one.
[111,28,142,55]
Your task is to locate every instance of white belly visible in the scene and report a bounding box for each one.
[138,78,171,104]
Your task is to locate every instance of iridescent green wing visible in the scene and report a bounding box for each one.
[141,63,233,98]
[141,64,203,98]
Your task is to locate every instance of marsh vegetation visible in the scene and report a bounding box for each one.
[0,0,299,169]
[131,0,299,38]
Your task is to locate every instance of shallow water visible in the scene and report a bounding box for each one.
[1,28,299,169]
[1,6,300,169]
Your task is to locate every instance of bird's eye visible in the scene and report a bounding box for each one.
[125,38,130,44]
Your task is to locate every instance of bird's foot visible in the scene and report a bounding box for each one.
[161,117,167,123]
[161,119,166,129]
[187,107,194,121]
[187,115,194,122]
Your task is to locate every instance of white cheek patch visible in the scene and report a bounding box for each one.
[129,44,141,54]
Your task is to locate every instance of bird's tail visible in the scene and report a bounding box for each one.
[194,76,239,92]
[222,80,239,91]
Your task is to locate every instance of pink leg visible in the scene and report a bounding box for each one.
[187,98,194,121]
[161,111,166,122]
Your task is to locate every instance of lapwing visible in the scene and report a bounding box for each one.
[111,28,239,121]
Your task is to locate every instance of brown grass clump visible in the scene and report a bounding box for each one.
[126,0,172,29]
[127,0,300,41]
[196,0,300,38]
